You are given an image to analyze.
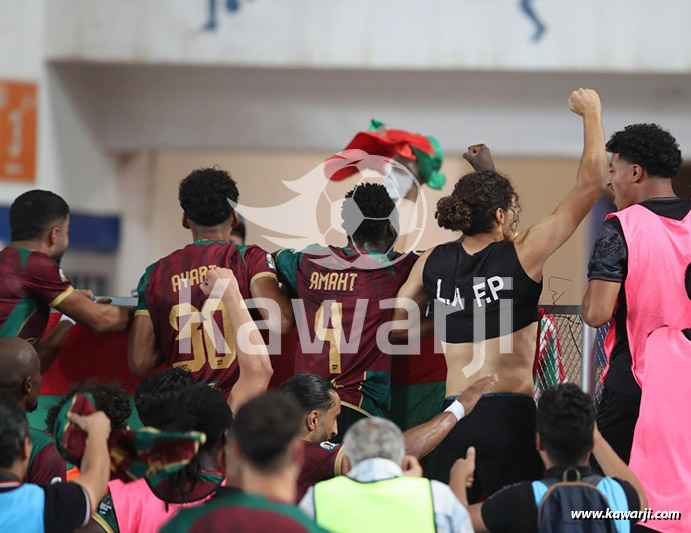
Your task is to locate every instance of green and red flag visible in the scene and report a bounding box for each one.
[53,393,206,483]
[325,119,446,190]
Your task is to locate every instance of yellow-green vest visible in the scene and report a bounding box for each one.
[313,475,436,533]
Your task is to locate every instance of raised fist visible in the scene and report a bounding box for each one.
[568,88,601,117]
[200,267,240,299]
[463,144,496,172]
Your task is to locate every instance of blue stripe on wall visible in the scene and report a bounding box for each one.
[0,206,120,252]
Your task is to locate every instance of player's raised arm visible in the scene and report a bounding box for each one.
[201,267,273,413]
[514,88,608,281]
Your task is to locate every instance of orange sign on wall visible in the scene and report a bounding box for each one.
[0,80,37,182]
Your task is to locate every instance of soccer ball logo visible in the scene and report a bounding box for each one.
[229,150,427,271]
[314,151,426,270]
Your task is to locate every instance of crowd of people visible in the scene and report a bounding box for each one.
[0,88,688,532]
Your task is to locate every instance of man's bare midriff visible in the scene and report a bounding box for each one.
[441,321,539,398]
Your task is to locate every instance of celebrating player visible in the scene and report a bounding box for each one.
[275,183,418,439]
[393,89,608,499]
[128,168,293,397]
[0,190,132,372]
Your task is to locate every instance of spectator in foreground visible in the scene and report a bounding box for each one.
[162,391,329,532]
[45,381,132,435]
[452,383,647,532]
[0,394,111,533]
[300,416,473,533]
[0,337,66,484]
[85,377,232,533]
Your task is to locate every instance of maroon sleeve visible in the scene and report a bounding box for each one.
[24,253,74,307]
[243,245,279,286]
[297,443,344,502]
[29,442,67,485]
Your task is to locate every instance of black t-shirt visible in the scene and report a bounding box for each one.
[422,239,542,343]
[588,197,691,395]
[480,465,640,533]
[0,476,90,533]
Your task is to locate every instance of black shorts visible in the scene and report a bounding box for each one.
[596,386,640,465]
[423,393,544,502]
[331,405,369,444]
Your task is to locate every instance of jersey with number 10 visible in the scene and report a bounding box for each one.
[276,246,417,417]
[135,239,277,396]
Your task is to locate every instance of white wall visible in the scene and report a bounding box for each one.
[0,1,120,213]
[53,63,691,158]
[44,0,691,73]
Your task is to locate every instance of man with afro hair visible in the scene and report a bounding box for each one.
[275,183,419,439]
[582,123,691,464]
[128,167,293,398]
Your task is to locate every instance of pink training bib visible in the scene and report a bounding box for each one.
[108,476,224,533]
[629,327,691,533]
[603,204,691,386]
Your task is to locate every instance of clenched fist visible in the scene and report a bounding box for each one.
[463,144,496,172]
[201,267,241,300]
[568,88,601,117]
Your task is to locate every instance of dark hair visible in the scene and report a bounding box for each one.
[537,384,595,466]
[179,167,239,226]
[162,384,233,498]
[46,381,131,434]
[231,214,246,242]
[279,373,337,415]
[436,170,517,235]
[233,391,303,473]
[168,385,232,453]
[685,263,691,301]
[10,190,70,241]
[606,123,682,178]
[135,368,197,428]
[0,394,29,468]
[342,183,396,243]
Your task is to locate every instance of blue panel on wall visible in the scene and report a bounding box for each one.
[0,206,120,252]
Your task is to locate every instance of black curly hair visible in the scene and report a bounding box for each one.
[436,170,518,235]
[157,384,233,500]
[606,123,682,179]
[45,381,132,434]
[342,183,397,244]
[537,383,596,466]
[179,167,239,226]
[134,368,198,428]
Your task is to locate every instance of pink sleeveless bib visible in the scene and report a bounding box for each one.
[603,204,691,386]
[629,327,691,532]
[109,476,223,533]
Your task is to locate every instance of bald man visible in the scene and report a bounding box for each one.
[0,337,66,484]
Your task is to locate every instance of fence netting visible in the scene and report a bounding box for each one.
[534,310,610,401]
